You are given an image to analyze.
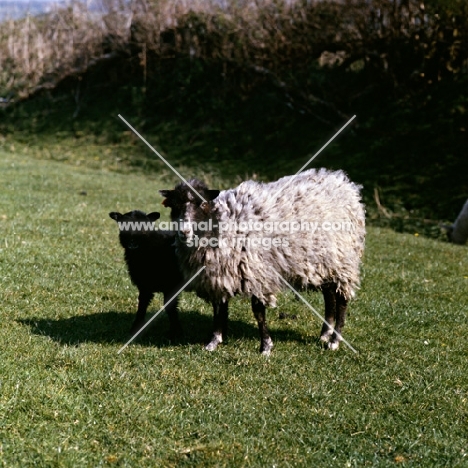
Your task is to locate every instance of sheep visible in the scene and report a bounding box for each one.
[109,210,185,339]
[446,199,468,245]
[109,209,239,347]
[160,168,366,354]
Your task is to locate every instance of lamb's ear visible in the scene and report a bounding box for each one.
[109,212,123,221]
[159,190,174,207]
[208,190,220,201]
[147,212,161,222]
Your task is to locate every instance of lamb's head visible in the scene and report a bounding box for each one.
[109,210,160,250]
[160,179,220,243]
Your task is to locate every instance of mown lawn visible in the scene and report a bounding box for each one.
[0,150,467,467]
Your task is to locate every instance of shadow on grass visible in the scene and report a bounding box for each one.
[17,309,312,349]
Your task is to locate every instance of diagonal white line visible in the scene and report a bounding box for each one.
[117,266,206,354]
[270,115,356,200]
[118,114,207,203]
[276,274,358,354]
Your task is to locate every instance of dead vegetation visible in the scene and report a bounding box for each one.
[1,0,466,111]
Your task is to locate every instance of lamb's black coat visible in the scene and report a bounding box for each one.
[109,210,184,338]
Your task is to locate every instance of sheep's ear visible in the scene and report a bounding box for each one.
[208,190,220,201]
[147,212,161,222]
[109,212,123,221]
[159,190,174,207]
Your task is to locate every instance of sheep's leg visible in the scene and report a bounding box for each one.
[205,301,229,351]
[328,292,347,351]
[251,295,273,356]
[320,284,336,344]
[163,291,183,340]
[130,290,154,334]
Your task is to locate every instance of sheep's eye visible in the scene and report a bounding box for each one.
[200,201,208,210]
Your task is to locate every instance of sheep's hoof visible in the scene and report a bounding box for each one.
[205,332,222,351]
[205,341,219,352]
[327,340,341,351]
[320,333,332,344]
[260,337,273,356]
[319,326,334,344]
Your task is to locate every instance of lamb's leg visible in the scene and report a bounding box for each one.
[320,284,336,344]
[251,295,273,356]
[130,290,154,335]
[328,291,347,351]
[163,291,183,340]
[205,300,229,351]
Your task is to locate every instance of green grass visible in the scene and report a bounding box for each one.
[1,150,467,467]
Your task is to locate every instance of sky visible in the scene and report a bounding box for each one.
[0,1,65,20]
[0,0,106,20]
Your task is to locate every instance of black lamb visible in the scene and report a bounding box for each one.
[109,210,184,338]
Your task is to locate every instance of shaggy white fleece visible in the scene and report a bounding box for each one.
[174,168,366,306]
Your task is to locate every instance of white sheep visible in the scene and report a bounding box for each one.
[447,199,468,245]
[160,168,366,354]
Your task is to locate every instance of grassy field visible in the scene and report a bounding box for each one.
[0,148,467,467]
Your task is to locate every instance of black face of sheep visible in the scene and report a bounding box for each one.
[160,180,220,242]
[109,210,184,339]
[160,179,219,219]
[109,210,161,250]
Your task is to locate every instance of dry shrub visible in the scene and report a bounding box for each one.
[0,0,466,105]
[0,0,215,97]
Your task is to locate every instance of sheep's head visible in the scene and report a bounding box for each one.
[109,210,160,250]
[160,179,220,243]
